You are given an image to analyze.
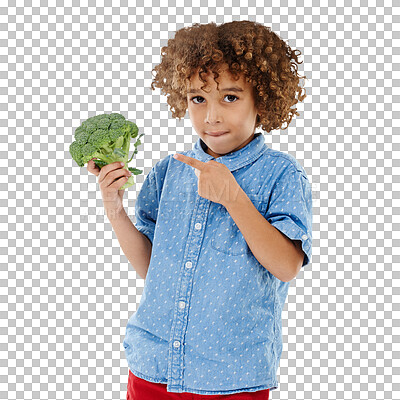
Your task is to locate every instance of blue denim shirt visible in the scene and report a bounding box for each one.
[123,132,313,395]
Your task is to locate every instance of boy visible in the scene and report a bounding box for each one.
[88,20,312,399]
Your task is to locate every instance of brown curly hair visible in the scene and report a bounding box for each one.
[150,20,307,133]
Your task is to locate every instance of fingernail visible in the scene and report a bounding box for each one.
[121,162,124,166]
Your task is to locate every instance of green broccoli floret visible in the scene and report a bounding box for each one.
[69,113,144,190]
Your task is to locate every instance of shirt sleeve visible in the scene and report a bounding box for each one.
[134,168,159,245]
[264,166,313,268]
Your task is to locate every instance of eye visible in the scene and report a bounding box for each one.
[225,95,238,103]
[190,96,205,104]
[190,95,239,104]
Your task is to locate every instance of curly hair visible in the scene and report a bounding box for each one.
[150,20,307,133]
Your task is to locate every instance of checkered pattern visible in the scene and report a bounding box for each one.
[2,1,398,399]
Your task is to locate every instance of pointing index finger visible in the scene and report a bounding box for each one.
[173,153,205,170]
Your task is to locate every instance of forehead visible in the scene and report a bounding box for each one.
[187,65,248,92]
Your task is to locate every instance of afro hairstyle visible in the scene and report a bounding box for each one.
[150,20,307,133]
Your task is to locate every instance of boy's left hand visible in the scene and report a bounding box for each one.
[173,153,241,207]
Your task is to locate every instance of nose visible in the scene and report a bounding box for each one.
[204,103,222,125]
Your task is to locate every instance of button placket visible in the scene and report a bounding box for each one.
[168,198,209,390]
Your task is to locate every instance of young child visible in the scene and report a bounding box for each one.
[88,20,312,399]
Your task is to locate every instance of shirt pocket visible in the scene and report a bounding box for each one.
[211,194,268,256]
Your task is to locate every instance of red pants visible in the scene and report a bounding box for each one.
[126,369,270,400]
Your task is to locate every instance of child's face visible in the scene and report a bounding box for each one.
[186,64,259,158]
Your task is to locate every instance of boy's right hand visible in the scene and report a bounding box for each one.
[87,158,132,217]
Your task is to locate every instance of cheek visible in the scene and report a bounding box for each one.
[240,106,257,123]
[188,107,202,123]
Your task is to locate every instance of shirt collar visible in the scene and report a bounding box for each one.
[192,132,267,172]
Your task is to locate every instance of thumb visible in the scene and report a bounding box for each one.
[87,158,100,176]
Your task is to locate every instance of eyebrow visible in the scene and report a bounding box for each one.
[187,86,244,94]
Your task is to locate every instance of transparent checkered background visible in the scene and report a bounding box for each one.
[1,1,398,399]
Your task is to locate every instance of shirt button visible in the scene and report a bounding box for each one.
[179,301,185,309]
[195,223,201,230]
[185,261,192,269]
[302,234,308,240]
[173,341,180,348]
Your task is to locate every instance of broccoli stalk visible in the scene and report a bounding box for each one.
[69,113,144,190]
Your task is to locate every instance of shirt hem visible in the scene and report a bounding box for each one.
[135,225,154,245]
[129,367,277,395]
[270,219,312,267]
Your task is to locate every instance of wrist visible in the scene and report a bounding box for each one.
[223,182,244,210]
[106,206,126,220]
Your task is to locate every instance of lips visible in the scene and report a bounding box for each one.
[205,131,228,136]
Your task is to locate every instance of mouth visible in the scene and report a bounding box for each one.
[205,131,228,137]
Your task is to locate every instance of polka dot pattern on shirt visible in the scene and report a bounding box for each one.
[123,133,312,395]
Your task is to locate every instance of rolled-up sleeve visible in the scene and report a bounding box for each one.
[135,168,158,245]
[264,167,313,268]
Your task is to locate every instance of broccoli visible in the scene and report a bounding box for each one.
[69,113,144,190]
